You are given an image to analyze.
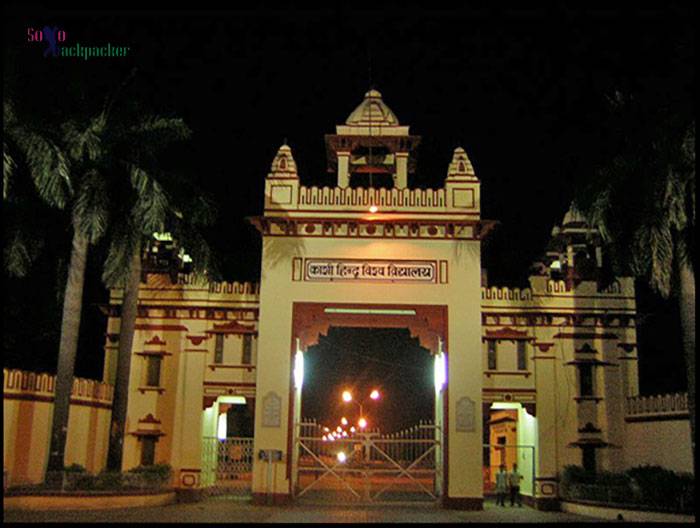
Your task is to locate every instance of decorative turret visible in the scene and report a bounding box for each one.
[267,143,298,179]
[265,143,300,209]
[531,202,605,289]
[446,147,476,181]
[325,89,421,190]
[444,147,480,211]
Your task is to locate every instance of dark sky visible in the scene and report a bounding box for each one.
[2,4,693,400]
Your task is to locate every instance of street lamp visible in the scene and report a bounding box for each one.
[341,389,381,428]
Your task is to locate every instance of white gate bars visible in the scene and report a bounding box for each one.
[294,419,441,503]
[201,437,254,496]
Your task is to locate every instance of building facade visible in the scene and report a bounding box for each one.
[6,90,690,507]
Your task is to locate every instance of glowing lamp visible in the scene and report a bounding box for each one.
[358,417,367,429]
[369,205,378,213]
[370,390,380,400]
[217,412,227,440]
[337,452,347,463]
[341,417,348,426]
[342,391,353,402]
[294,350,304,390]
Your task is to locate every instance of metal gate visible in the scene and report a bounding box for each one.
[293,420,441,503]
[201,437,254,496]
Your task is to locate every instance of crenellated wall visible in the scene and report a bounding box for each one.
[3,369,113,486]
[297,186,448,209]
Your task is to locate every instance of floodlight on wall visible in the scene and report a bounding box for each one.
[217,412,227,440]
[294,349,304,390]
[217,396,247,405]
[434,352,446,394]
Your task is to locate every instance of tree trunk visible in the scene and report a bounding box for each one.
[46,229,89,476]
[107,241,142,471]
[677,259,695,466]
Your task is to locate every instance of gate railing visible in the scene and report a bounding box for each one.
[295,419,440,502]
[201,436,254,495]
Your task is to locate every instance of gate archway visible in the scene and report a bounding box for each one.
[287,302,448,503]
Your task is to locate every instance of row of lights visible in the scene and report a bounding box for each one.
[321,389,382,463]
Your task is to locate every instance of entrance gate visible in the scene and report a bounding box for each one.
[201,437,254,496]
[293,420,441,503]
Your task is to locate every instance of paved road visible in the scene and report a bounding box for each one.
[4,496,607,523]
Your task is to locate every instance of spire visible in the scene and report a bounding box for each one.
[446,147,476,180]
[268,143,298,179]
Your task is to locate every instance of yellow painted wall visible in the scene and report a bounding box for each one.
[3,369,113,486]
[624,419,693,475]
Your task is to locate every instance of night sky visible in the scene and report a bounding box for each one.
[3,5,693,417]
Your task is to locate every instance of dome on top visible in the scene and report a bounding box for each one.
[345,89,400,126]
[562,203,586,226]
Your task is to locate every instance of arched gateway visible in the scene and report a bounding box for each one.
[248,90,488,508]
[99,89,646,512]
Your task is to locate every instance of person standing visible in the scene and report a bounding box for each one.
[508,463,523,507]
[495,464,508,506]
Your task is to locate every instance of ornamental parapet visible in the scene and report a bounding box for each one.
[3,368,114,405]
[481,286,533,302]
[625,393,688,419]
[297,185,448,210]
[177,273,260,296]
[265,183,482,217]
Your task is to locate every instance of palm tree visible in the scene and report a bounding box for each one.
[4,98,92,480]
[102,159,216,471]
[574,92,695,463]
[6,89,198,477]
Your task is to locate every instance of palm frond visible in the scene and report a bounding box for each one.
[3,146,16,200]
[3,230,43,278]
[102,218,141,288]
[119,116,192,158]
[17,131,72,209]
[129,166,171,234]
[72,169,109,244]
[61,114,105,163]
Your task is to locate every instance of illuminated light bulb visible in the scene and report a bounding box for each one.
[322,435,328,442]
[370,389,380,400]
[342,391,352,402]
[342,431,348,437]
[336,426,342,433]
[341,417,348,426]
[323,427,330,433]
[350,426,356,433]
[369,205,378,213]
[337,452,347,463]
[358,417,367,429]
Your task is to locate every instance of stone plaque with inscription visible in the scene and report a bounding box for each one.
[262,391,282,428]
[456,397,475,432]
